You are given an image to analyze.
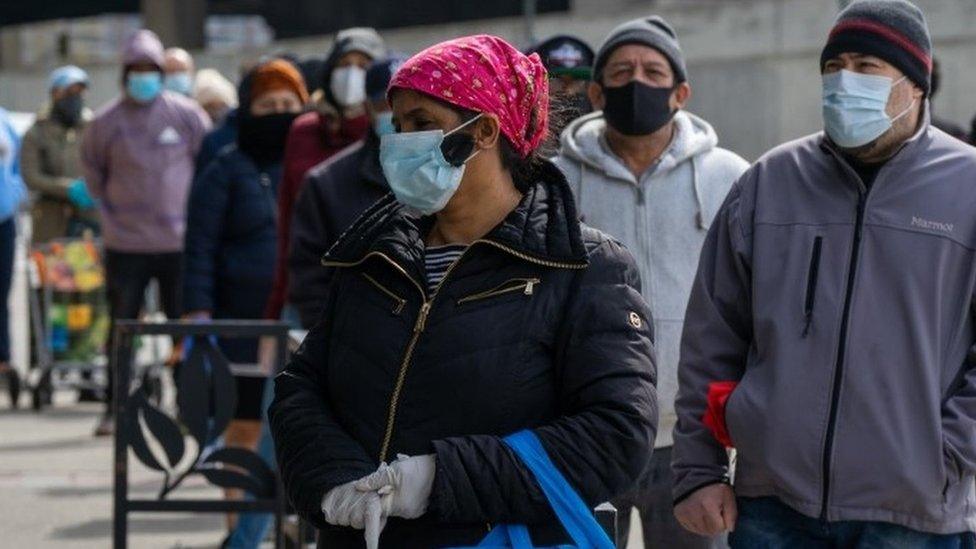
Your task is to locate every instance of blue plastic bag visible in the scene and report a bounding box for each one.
[458,430,615,549]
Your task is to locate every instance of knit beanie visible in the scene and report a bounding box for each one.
[820,0,932,93]
[593,15,686,84]
[250,59,309,106]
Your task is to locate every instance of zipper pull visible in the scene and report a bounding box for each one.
[524,280,537,295]
[415,302,431,333]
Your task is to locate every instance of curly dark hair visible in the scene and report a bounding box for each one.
[447,96,569,192]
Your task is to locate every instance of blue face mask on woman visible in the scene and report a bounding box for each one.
[127,71,163,103]
[379,114,482,216]
[822,69,914,149]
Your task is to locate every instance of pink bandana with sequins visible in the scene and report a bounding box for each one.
[388,34,550,157]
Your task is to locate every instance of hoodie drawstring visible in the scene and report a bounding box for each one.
[691,156,707,230]
[577,162,587,222]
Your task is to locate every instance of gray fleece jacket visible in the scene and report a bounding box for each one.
[673,113,976,534]
[552,110,748,448]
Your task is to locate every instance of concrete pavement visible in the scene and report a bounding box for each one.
[0,389,644,548]
[0,391,228,549]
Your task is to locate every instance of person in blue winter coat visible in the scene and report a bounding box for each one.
[181,59,307,544]
[0,107,27,405]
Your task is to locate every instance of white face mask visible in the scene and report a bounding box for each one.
[330,65,367,108]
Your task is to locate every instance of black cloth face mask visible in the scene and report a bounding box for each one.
[53,93,84,128]
[601,80,676,136]
[237,112,299,165]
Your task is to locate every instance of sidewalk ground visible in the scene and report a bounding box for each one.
[0,391,228,549]
[0,390,644,548]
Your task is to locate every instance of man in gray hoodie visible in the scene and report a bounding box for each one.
[673,1,976,545]
[81,29,210,435]
[551,15,748,548]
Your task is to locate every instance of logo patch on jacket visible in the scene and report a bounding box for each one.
[158,126,181,145]
[628,311,643,329]
[911,216,954,234]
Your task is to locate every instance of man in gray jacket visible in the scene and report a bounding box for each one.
[673,1,976,545]
[552,15,748,548]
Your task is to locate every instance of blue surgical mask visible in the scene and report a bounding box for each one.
[822,70,914,148]
[164,72,193,96]
[127,71,163,103]
[379,114,482,215]
[372,111,395,137]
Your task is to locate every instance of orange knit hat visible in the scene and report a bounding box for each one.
[250,59,309,105]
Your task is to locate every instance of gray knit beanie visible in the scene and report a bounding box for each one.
[821,0,932,93]
[593,15,686,84]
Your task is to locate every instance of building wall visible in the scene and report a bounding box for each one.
[0,0,974,160]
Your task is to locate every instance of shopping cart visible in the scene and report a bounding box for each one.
[28,237,109,410]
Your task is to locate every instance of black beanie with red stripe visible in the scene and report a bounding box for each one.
[820,0,932,94]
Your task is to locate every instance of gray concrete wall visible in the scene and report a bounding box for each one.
[0,0,973,160]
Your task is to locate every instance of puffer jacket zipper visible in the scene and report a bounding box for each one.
[820,185,869,521]
[802,237,823,337]
[457,278,541,305]
[323,241,585,462]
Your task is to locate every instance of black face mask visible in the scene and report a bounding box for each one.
[53,93,84,128]
[237,112,299,165]
[602,80,676,136]
[440,130,477,167]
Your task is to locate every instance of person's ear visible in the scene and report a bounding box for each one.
[474,114,501,150]
[912,82,925,101]
[671,81,691,110]
[587,81,605,111]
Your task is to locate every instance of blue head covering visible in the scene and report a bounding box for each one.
[48,65,90,92]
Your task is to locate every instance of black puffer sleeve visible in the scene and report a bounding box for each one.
[268,273,376,529]
[429,237,658,524]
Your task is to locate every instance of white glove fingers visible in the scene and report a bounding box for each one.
[364,493,385,549]
[356,465,398,492]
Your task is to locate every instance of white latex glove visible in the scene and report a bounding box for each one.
[321,480,387,549]
[356,454,436,520]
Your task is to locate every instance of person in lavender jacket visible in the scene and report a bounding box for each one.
[81,29,210,436]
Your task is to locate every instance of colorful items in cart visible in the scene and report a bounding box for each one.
[37,240,104,292]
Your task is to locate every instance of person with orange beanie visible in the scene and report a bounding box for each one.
[182,58,308,544]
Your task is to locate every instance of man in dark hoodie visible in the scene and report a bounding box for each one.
[264,27,385,323]
[286,56,400,328]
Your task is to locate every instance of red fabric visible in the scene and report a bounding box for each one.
[388,34,549,157]
[702,381,738,448]
[264,110,369,320]
[829,19,933,71]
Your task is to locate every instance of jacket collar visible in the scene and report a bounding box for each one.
[318,110,369,149]
[323,159,589,283]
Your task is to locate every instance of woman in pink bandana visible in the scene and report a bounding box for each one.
[270,34,657,549]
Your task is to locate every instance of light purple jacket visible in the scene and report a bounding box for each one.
[81,91,210,253]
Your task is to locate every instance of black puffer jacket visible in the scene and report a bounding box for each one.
[269,161,657,548]
[288,129,389,328]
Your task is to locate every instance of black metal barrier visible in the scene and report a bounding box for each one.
[112,320,289,549]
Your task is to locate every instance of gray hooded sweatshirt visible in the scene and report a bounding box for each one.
[553,110,748,448]
[673,114,976,534]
